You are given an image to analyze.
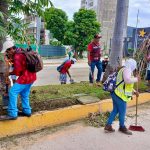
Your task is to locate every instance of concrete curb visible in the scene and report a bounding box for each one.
[43,61,87,66]
[0,93,150,138]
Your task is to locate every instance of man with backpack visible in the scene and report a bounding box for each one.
[87,34,103,86]
[0,46,37,120]
[58,58,76,84]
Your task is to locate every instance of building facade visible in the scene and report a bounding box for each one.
[23,15,50,45]
[81,0,117,52]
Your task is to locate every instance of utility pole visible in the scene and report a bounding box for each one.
[36,16,41,52]
[109,0,129,68]
[133,9,140,56]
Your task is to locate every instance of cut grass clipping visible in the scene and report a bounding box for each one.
[85,112,118,128]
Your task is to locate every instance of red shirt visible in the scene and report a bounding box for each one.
[12,53,36,84]
[87,42,101,61]
[60,60,72,74]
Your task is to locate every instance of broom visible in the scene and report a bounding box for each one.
[129,81,145,132]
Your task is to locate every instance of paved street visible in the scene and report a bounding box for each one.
[34,62,99,86]
[1,102,150,150]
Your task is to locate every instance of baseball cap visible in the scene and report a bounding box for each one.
[1,36,14,53]
[94,34,102,39]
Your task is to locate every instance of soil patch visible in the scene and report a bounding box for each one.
[0,98,80,115]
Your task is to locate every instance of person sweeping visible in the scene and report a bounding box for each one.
[104,58,140,135]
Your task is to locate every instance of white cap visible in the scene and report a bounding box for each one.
[71,58,77,63]
[1,36,14,53]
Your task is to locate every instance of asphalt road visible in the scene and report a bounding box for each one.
[33,63,100,86]
[1,102,150,150]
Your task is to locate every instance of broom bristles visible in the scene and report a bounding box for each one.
[129,125,145,132]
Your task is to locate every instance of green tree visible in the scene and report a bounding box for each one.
[63,21,76,45]
[44,7,68,42]
[64,9,100,58]
[0,0,53,51]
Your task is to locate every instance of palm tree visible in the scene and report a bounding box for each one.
[0,0,53,52]
[102,0,129,82]
[0,0,8,51]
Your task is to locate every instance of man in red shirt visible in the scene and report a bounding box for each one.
[87,34,103,85]
[0,46,36,120]
[59,58,76,84]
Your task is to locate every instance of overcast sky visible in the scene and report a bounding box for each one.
[50,0,150,28]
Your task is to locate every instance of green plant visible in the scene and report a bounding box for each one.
[0,0,53,50]
[49,40,63,46]
[64,9,100,58]
[128,48,134,53]
[44,7,68,42]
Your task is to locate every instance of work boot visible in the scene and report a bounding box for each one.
[119,126,132,135]
[0,115,17,121]
[18,111,32,117]
[104,125,115,133]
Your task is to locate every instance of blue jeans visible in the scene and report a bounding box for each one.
[89,60,102,83]
[8,83,33,118]
[107,92,127,127]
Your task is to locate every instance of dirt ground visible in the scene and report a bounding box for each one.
[0,98,79,115]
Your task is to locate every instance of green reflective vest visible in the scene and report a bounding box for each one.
[115,68,134,102]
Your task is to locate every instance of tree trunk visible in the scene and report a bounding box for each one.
[78,51,83,59]
[102,0,129,82]
[0,0,8,52]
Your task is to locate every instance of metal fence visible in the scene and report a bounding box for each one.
[39,45,66,57]
[15,44,66,57]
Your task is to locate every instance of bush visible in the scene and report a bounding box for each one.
[49,40,63,46]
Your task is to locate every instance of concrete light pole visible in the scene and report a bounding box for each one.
[36,16,41,52]
[109,0,129,69]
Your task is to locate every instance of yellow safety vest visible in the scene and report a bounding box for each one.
[115,68,134,102]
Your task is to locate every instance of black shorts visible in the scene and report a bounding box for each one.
[146,70,150,80]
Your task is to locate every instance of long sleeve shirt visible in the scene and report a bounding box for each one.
[11,53,36,84]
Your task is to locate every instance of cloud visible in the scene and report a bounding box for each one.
[51,0,150,27]
[51,0,81,20]
[128,0,150,27]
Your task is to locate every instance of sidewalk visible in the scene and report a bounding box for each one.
[43,58,88,65]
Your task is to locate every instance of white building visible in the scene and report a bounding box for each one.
[81,0,117,52]
[23,15,50,45]
[81,0,98,11]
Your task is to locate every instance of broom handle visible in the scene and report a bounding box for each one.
[135,81,138,126]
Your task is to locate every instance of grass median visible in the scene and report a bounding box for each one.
[0,81,148,114]
[30,81,147,102]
